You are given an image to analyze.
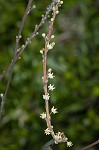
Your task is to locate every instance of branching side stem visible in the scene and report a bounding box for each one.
[0,0,33,119]
[0,0,55,118]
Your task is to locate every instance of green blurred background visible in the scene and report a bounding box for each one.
[0,0,99,150]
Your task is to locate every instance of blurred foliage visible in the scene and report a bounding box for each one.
[0,0,99,150]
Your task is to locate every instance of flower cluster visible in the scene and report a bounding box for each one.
[54,132,68,144]
[42,68,55,101]
[47,68,55,79]
[54,132,73,147]
[47,42,55,50]
[40,106,58,121]
[41,33,55,52]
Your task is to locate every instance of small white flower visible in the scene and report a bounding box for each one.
[0,93,3,98]
[44,128,50,135]
[43,93,50,100]
[48,84,55,91]
[53,6,55,11]
[36,32,39,35]
[16,36,18,39]
[40,112,46,119]
[51,18,54,22]
[32,5,36,9]
[60,1,63,4]
[54,132,68,144]
[51,42,55,46]
[67,141,73,147]
[47,42,55,50]
[42,33,46,37]
[51,106,58,114]
[48,72,55,79]
[56,10,59,14]
[51,35,55,39]
[19,35,22,39]
[42,77,44,82]
[47,68,55,79]
[22,45,25,48]
[18,57,21,60]
[47,44,53,50]
[40,50,43,54]
[17,48,20,52]
[48,68,52,72]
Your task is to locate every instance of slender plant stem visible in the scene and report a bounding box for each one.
[42,4,58,139]
[79,140,99,150]
[0,0,33,118]
[43,41,54,135]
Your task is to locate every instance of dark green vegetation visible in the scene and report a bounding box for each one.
[0,0,99,149]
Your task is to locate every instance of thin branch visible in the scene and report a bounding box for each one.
[0,0,32,81]
[18,0,33,36]
[16,1,55,59]
[79,140,99,150]
[0,0,33,118]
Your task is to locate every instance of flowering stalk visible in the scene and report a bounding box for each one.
[40,0,73,148]
[42,4,58,138]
